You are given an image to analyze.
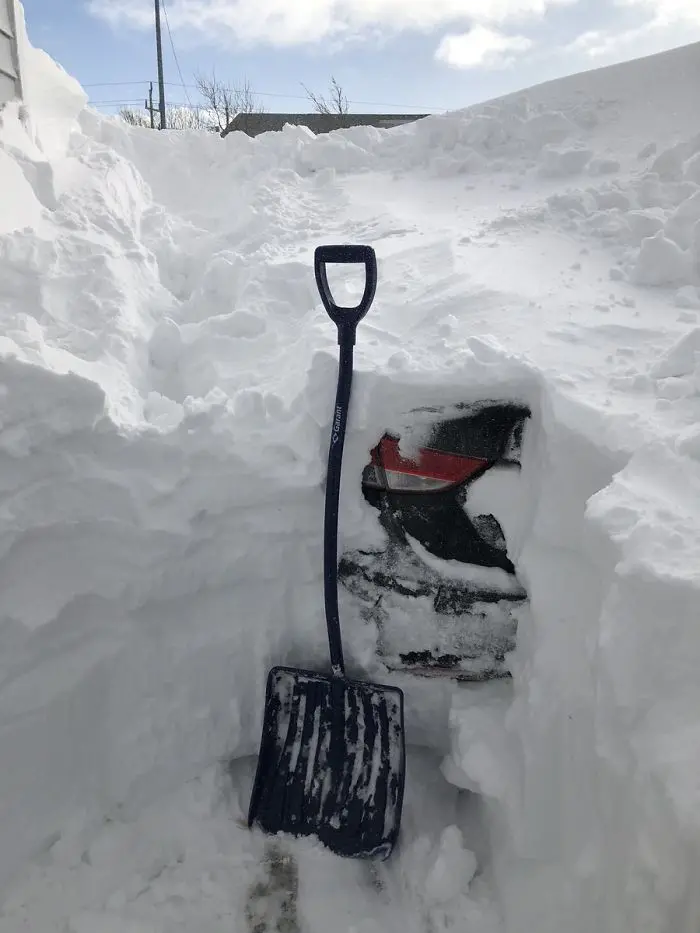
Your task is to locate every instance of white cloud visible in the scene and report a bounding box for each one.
[86,0,575,47]
[618,0,700,28]
[564,27,645,58]
[436,26,533,69]
[565,0,700,62]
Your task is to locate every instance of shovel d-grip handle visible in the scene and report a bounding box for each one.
[315,244,377,676]
[314,245,377,345]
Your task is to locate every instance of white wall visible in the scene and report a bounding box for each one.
[0,0,21,103]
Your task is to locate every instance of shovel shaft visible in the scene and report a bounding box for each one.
[317,245,377,677]
[323,339,353,675]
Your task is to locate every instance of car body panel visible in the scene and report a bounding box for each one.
[340,401,531,681]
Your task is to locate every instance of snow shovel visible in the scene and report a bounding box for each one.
[247,245,406,860]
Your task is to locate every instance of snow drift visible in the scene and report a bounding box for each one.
[1,5,700,930]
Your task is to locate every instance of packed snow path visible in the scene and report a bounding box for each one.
[2,9,700,932]
[0,745,501,933]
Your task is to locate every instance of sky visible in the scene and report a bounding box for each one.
[19,0,700,119]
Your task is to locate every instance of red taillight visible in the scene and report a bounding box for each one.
[363,436,488,493]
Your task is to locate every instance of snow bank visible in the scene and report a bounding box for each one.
[481,433,700,933]
[2,10,700,932]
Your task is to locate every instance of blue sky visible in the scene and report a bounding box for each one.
[21,0,700,119]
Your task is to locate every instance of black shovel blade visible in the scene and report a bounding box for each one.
[248,665,406,859]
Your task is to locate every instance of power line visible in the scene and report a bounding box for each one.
[89,99,191,107]
[160,0,192,108]
[83,80,151,87]
[171,84,445,110]
[89,99,147,105]
[83,79,445,111]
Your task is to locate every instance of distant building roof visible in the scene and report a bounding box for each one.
[221,112,429,138]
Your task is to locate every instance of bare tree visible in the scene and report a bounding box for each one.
[302,76,349,115]
[118,104,208,131]
[166,106,208,131]
[119,106,151,127]
[194,71,266,134]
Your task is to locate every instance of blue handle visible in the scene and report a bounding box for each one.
[314,245,377,345]
[318,245,377,676]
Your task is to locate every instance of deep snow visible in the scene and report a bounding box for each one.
[1,5,700,930]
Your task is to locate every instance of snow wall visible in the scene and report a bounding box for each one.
[1,7,700,931]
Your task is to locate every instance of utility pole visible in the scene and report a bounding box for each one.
[154,0,166,129]
[145,81,156,128]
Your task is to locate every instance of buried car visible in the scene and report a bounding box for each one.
[339,400,531,681]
